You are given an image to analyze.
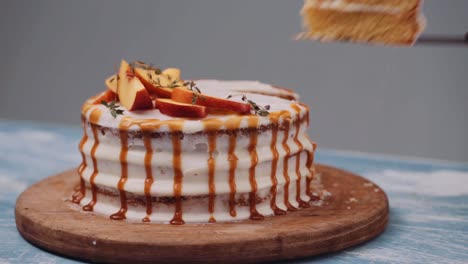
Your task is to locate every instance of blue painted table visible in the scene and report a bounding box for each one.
[1,120,467,263]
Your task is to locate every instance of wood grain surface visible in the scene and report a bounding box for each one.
[15,164,389,263]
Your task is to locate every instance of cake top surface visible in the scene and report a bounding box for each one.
[80,60,309,133]
[82,78,308,133]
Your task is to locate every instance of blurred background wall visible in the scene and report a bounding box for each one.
[1,0,467,162]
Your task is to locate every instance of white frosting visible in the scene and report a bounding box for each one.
[85,80,300,134]
[303,0,401,14]
[80,117,313,196]
[76,80,315,223]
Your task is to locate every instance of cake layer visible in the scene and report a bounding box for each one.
[73,80,317,224]
[79,117,312,196]
[78,171,313,223]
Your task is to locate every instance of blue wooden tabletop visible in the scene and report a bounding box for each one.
[1,119,467,264]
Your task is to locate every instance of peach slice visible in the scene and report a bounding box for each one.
[156,98,207,118]
[171,87,251,114]
[134,67,178,98]
[117,60,153,111]
[105,74,118,93]
[162,68,181,81]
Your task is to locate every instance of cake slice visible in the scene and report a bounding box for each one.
[300,0,426,46]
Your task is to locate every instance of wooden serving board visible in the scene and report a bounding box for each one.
[15,164,388,263]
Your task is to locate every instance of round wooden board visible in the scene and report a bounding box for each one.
[16,164,388,263]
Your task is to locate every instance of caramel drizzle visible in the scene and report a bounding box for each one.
[268,112,287,215]
[291,104,309,208]
[114,118,160,222]
[78,101,315,222]
[297,103,315,199]
[169,121,185,225]
[81,104,93,117]
[142,130,154,223]
[306,141,317,198]
[225,118,242,217]
[72,115,89,204]
[207,133,217,223]
[298,103,310,127]
[110,117,132,220]
[204,120,223,223]
[281,112,296,211]
[82,109,102,211]
[247,116,264,220]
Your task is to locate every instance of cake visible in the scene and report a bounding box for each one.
[72,60,318,224]
[299,0,426,46]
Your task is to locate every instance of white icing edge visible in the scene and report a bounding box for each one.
[303,0,401,14]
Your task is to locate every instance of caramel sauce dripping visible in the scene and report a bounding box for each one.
[298,102,310,127]
[203,120,223,223]
[81,104,93,116]
[135,120,162,222]
[306,141,317,198]
[281,112,296,211]
[142,129,154,223]
[72,115,89,204]
[115,118,161,222]
[169,121,185,225]
[82,109,102,212]
[110,117,132,220]
[291,104,309,208]
[78,96,315,222]
[247,116,264,220]
[225,117,242,217]
[297,103,315,199]
[268,112,287,215]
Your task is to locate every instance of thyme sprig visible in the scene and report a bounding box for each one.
[131,60,161,74]
[101,100,125,118]
[184,81,202,93]
[184,81,204,104]
[226,94,270,116]
[168,79,181,88]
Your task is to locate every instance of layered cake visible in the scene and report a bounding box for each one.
[299,0,426,46]
[72,60,317,224]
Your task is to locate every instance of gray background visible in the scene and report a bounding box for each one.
[1,0,467,162]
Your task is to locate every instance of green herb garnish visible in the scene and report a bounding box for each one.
[226,94,270,116]
[168,79,181,88]
[184,81,204,104]
[132,60,161,74]
[101,100,125,118]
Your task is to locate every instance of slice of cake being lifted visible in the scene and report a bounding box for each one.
[300,0,426,46]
